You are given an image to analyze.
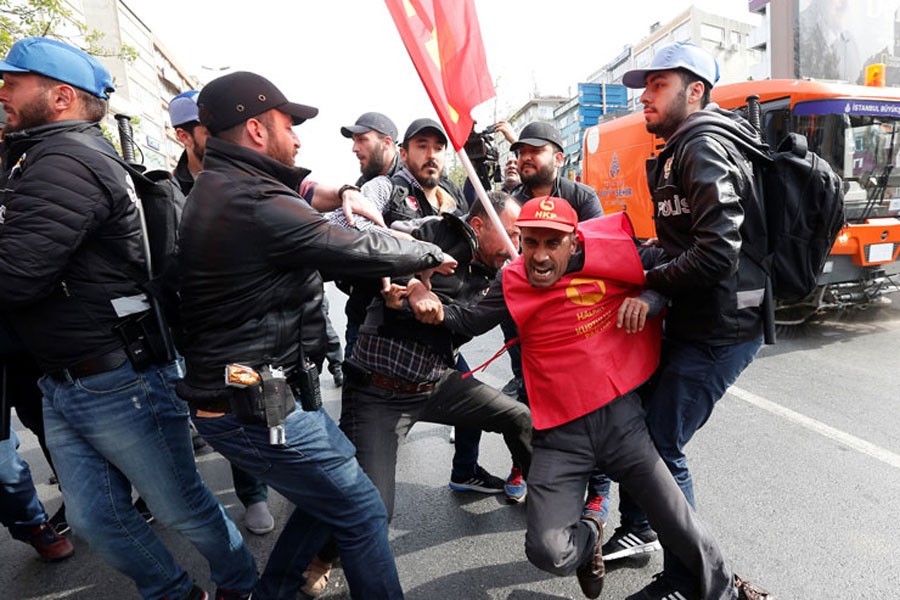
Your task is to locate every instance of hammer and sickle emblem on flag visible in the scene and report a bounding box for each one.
[565,277,606,306]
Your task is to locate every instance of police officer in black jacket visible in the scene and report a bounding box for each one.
[600,41,771,600]
[177,70,453,600]
[0,37,258,599]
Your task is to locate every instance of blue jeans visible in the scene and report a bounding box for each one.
[616,335,761,594]
[193,404,403,600]
[0,426,47,540]
[39,359,257,599]
[619,335,763,526]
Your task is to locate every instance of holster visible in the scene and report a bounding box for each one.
[227,366,297,426]
[112,311,168,370]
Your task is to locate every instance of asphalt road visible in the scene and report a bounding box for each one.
[4,284,900,599]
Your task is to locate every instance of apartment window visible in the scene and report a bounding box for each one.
[651,38,670,57]
[634,49,650,69]
[673,22,691,43]
[700,23,724,44]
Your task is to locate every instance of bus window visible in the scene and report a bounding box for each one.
[763,108,790,147]
[794,112,900,220]
[794,114,845,176]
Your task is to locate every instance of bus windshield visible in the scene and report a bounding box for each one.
[793,99,900,221]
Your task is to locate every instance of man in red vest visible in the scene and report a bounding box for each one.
[399,197,770,600]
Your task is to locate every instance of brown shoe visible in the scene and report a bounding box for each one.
[28,522,75,561]
[300,555,332,597]
[576,514,605,598]
[735,574,774,600]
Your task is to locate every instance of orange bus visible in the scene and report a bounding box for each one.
[582,79,900,322]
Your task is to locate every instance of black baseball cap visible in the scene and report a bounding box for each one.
[402,118,447,147]
[197,71,318,134]
[510,121,564,153]
[340,111,398,140]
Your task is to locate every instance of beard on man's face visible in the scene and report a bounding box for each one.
[189,135,205,165]
[646,87,689,140]
[413,159,441,189]
[362,144,387,180]
[2,95,54,134]
[520,161,555,189]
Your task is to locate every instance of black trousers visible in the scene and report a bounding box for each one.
[340,366,533,519]
[524,392,737,600]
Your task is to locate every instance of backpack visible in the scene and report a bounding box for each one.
[54,132,187,358]
[754,133,845,303]
[677,125,845,304]
[114,163,187,364]
[119,164,187,314]
[56,132,186,309]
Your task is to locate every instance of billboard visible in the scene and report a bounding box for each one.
[798,0,900,84]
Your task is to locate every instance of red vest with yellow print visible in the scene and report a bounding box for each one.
[503,212,662,430]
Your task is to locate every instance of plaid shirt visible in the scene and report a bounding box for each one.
[353,332,448,384]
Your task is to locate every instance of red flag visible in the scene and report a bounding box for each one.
[385,0,495,150]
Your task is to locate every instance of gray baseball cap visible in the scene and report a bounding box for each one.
[168,90,199,128]
[402,118,447,147]
[341,112,398,140]
[622,41,720,89]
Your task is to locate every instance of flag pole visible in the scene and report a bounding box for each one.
[456,149,519,259]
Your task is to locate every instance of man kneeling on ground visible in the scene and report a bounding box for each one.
[400,197,772,600]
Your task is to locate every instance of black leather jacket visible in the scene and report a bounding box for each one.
[512,175,604,222]
[0,121,146,371]
[645,105,768,344]
[171,148,337,367]
[382,170,468,228]
[362,214,491,364]
[177,138,445,388]
[342,170,468,326]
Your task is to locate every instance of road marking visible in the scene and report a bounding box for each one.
[729,385,900,470]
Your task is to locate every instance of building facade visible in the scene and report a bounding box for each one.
[751,0,900,86]
[589,6,761,109]
[40,1,198,171]
[502,5,760,182]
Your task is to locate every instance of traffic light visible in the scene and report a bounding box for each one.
[866,63,886,87]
